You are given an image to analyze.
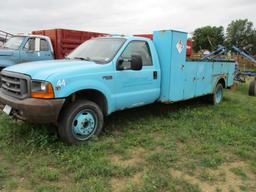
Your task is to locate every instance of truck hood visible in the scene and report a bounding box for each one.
[4,59,106,80]
[0,49,14,56]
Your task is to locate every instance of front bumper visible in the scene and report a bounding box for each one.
[0,91,65,123]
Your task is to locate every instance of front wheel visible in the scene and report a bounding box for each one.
[58,100,104,144]
[210,83,224,105]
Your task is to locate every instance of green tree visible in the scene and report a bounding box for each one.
[226,19,256,54]
[192,26,224,52]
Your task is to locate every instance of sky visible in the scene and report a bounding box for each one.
[0,0,255,35]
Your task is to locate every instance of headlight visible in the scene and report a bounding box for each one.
[31,80,55,99]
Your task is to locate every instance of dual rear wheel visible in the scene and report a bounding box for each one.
[210,83,224,105]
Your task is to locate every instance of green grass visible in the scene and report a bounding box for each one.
[0,83,256,191]
[230,167,248,180]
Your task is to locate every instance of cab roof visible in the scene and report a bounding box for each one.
[13,34,52,40]
[97,35,152,42]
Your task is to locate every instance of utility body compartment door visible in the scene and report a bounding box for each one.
[183,63,198,99]
[184,61,213,98]
[194,62,213,96]
[114,40,160,110]
[153,30,188,102]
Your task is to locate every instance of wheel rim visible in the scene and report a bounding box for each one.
[215,86,223,104]
[72,109,97,140]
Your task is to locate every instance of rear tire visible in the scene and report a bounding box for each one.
[210,83,224,105]
[58,100,104,144]
[249,80,256,96]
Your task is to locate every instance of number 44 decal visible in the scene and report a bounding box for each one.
[56,79,66,90]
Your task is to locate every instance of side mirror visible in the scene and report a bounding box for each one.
[116,59,125,70]
[131,55,142,70]
[116,55,143,71]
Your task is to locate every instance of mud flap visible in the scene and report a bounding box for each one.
[230,82,238,91]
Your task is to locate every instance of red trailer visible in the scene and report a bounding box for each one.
[32,29,107,59]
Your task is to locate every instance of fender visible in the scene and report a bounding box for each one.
[52,78,114,114]
[212,75,227,92]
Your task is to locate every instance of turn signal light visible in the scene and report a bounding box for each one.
[31,83,55,99]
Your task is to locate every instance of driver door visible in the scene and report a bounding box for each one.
[114,41,160,109]
[20,37,41,63]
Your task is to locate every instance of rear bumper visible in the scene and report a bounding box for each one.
[0,91,65,123]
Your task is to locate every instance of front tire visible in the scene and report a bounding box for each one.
[210,83,224,105]
[58,100,104,144]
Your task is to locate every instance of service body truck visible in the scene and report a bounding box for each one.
[0,30,235,144]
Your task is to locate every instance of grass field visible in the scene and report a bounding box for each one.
[0,83,255,192]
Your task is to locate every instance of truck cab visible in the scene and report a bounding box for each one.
[0,35,54,69]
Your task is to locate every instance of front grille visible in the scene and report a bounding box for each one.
[0,71,30,99]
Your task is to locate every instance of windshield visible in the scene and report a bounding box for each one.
[4,36,25,50]
[67,38,126,63]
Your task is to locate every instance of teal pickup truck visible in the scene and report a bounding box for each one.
[0,35,54,70]
[0,30,235,144]
[0,29,106,70]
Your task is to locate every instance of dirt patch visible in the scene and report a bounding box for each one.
[111,177,127,192]
[170,161,256,192]
[214,161,256,192]
[15,188,33,192]
[0,154,3,161]
[109,147,149,192]
[111,172,144,192]
[110,147,147,167]
[131,171,143,184]
[171,169,216,191]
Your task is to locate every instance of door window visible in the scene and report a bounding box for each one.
[119,41,152,69]
[40,39,49,51]
[23,38,35,51]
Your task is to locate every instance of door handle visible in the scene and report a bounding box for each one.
[153,71,157,80]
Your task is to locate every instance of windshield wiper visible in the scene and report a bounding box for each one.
[73,57,91,61]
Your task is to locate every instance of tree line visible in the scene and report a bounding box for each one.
[192,19,256,55]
